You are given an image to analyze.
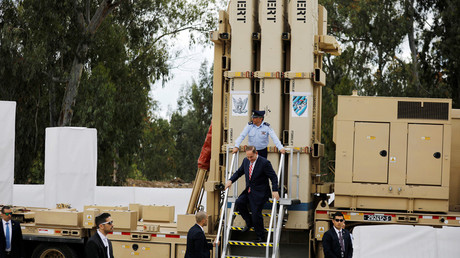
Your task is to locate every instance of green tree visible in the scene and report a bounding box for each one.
[0,0,217,184]
[137,115,177,181]
[169,61,213,182]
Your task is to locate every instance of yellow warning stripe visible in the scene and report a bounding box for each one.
[231,226,254,231]
[234,212,271,217]
[231,227,273,232]
[228,241,273,247]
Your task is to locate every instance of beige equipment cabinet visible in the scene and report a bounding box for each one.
[255,0,286,172]
[225,0,258,198]
[449,109,460,211]
[226,0,257,150]
[334,95,452,213]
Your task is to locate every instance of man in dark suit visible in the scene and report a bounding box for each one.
[185,211,216,258]
[85,213,115,258]
[225,146,279,242]
[0,206,24,258]
[322,212,353,258]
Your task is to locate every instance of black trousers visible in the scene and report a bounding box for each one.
[235,191,266,238]
[257,148,268,159]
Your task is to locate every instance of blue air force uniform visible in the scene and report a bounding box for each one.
[234,121,284,158]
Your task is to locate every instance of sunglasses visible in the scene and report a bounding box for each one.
[334,219,344,222]
[3,212,12,216]
[101,221,113,225]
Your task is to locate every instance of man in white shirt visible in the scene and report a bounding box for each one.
[232,110,286,159]
[0,206,24,258]
[85,213,114,258]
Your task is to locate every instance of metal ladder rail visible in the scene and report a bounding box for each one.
[288,150,301,199]
[272,203,285,258]
[222,151,239,258]
[215,151,237,258]
[266,152,286,258]
[222,197,236,258]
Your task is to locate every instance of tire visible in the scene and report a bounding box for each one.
[31,243,78,258]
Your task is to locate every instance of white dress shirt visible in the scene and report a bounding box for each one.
[97,230,110,258]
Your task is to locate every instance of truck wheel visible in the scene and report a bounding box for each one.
[31,244,78,258]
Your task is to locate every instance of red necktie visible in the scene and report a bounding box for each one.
[248,162,254,193]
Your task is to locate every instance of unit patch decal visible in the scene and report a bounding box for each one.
[232,94,249,116]
[291,93,309,117]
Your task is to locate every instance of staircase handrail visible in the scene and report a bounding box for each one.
[214,150,237,257]
[266,151,286,257]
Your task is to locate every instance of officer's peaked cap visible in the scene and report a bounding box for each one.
[252,110,265,118]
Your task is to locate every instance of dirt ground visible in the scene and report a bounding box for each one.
[124,178,193,188]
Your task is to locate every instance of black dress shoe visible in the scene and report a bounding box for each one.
[242,226,250,233]
[253,237,265,243]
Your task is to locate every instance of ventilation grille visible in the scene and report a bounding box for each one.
[398,101,449,120]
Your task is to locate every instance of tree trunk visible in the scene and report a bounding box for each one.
[49,79,57,127]
[406,0,421,94]
[58,44,88,126]
[58,0,117,126]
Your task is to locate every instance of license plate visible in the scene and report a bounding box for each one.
[364,214,392,222]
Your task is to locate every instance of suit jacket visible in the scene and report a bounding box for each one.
[185,224,213,258]
[85,231,114,258]
[322,227,353,258]
[0,220,24,258]
[229,156,278,204]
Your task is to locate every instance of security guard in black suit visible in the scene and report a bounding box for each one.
[0,206,24,258]
[85,213,115,258]
[185,211,217,258]
[322,212,353,258]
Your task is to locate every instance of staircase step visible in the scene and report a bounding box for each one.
[226,256,265,258]
[228,241,273,247]
[233,212,271,217]
[229,197,300,206]
[268,198,301,205]
[231,226,273,232]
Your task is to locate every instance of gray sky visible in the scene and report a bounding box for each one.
[150,31,214,119]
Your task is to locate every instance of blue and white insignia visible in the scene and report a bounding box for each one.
[292,96,308,117]
[264,122,270,127]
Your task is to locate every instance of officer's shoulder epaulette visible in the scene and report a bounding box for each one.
[263,122,270,126]
[248,122,253,125]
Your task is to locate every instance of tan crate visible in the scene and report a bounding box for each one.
[35,209,83,227]
[129,203,143,221]
[142,205,174,223]
[83,208,100,229]
[103,210,137,230]
[177,214,212,234]
[84,205,128,211]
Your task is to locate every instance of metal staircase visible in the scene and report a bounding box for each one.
[215,149,299,258]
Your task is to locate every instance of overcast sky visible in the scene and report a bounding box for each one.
[149,31,214,119]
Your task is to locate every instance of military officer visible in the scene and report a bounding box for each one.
[233,110,285,158]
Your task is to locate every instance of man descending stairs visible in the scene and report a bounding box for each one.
[224,146,280,243]
[216,148,300,258]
